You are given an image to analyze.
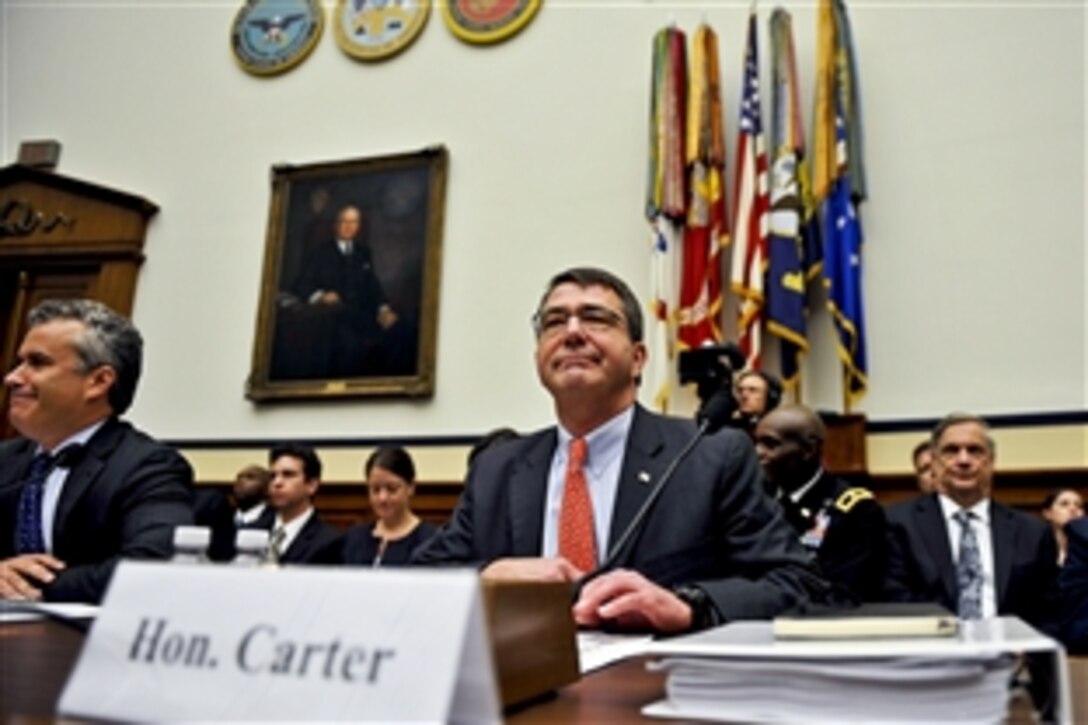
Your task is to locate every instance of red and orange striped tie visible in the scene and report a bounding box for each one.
[558,437,596,571]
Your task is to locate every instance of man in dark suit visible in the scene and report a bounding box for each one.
[0,299,193,603]
[884,413,1059,631]
[251,444,341,565]
[414,267,825,633]
[294,204,398,377]
[1060,517,1088,653]
[754,404,886,604]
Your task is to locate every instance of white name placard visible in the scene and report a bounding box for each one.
[58,562,500,723]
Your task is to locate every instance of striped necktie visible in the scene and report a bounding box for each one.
[268,526,287,565]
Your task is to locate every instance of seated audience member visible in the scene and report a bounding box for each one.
[1040,488,1084,565]
[249,445,341,565]
[912,440,938,494]
[884,413,1059,631]
[341,447,437,566]
[414,266,826,633]
[1059,517,1088,653]
[754,405,886,603]
[732,370,782,436]
[232,464,271,526]
[0,299,193,602]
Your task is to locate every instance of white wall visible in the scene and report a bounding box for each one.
[1,0,1084,442]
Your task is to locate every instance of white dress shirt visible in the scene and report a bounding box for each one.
[236,502,267,527]
[39,419,107,552]
[541,406,634,562]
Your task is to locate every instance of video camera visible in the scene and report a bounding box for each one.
[677,344,747,422]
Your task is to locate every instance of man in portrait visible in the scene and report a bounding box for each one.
[290,204,398,378]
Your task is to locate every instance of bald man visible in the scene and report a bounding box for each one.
[754,405,887,604]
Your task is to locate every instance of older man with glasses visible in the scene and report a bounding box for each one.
[414,266,824,633]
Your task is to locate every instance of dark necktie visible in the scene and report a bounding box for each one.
[558,437,596,572]
[953,509,983,619]
[14,452,57,554]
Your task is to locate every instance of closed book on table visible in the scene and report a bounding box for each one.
[773,602,958,640]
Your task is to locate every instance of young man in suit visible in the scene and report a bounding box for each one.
[0,299,194,603]
[414,267,825,633]
[884,413,1059,631]
[754,404,886,604]
[256,445,341,565]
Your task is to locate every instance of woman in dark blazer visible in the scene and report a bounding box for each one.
[341,447,436,566]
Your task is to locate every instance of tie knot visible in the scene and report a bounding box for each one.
[27,452,55,478]
[569,437,588,468]
[953,509,975,526]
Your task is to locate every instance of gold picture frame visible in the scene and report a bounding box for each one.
[247,146,448,402]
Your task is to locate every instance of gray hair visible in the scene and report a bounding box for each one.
[27,299,143,415]
[930,412,996,454]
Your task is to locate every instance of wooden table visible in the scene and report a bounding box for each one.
[2,619,1085,722]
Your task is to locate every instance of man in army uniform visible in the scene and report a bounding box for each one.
[754,405,887,603]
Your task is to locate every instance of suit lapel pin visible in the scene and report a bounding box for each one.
[638,471,652,485]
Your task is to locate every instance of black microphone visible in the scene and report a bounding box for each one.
[573,387,738,598]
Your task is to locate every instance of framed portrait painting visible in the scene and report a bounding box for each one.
[247,146,448,401]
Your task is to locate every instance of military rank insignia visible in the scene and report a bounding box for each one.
[231,0,324,76]
[442,0,541,45]
[334,0,432,62]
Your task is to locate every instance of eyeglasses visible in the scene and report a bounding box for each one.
[531,304,625,339]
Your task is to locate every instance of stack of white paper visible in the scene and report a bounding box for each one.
[647,654,1015,722]
[642,618,1070,723]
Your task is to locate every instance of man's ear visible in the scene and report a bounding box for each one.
[84,365,116,404]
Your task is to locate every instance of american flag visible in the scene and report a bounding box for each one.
[729,11,770,369]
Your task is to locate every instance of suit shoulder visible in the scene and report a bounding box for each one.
[993,500,1050,535]
[1068,517,1088,543]
[885,494,931,522]
[0,436,34,459]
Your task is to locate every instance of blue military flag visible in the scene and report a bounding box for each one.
[766,9,809,391]
[813,0,867,406]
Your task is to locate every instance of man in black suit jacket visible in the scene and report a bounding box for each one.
[0,299,193,603]
[1059,517,1088,653]
[754,405,886,604]
[414,267,825,633]
[294,205,398,377]
[884,413,1059,631]
[252,444,341,565]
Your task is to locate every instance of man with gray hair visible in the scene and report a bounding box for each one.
[884,413,1058,630]
[0,299,193,603]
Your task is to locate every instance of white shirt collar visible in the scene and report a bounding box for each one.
[38,419,107,457]
[938,493,990,525]
[556,405,635,477]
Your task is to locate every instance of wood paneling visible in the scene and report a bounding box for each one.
[0,164,157,440]
[196,468,1086,532]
